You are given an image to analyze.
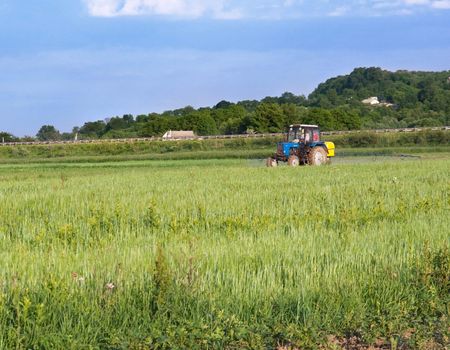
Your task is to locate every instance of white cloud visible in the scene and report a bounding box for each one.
[83,0,450,18]
[432,0,450,8]
[213,8,243,20]
[402,0,450,8]
[402,0,430,5]
[120,0,202,17]
[368,0,450,14]
[83,0,243,19]
[328,6,348,17]
[84,0,120,17]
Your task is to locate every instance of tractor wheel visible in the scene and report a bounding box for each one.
[288,155,300,167]
[266,157,278,167]
[308,147,328,166]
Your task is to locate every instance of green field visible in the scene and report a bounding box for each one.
[0,155,449,349]
[0,130,448,165]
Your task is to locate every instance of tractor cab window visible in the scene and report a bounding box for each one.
[304,129,312,143]
[313,129,320,142]
[304,128,320,143]
[287,128,302,142]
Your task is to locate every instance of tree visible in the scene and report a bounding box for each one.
[171,106,195,117]
[282,104,304,125]
[332,107,361,130]
[36,125,61,141]
[279,92,307,105]
[61,132,75,141]
[105,116,132,131]
[237,100,259,112]
[139,116,172,137]
[303,109,335,130]
[254,103,285,133]
[212,105,246,134]
[182,110,218,136]
[221,118,243,135]
[214,100,233,109]
[0,132,17,143]
[136,114,150,123]
[79,121,106,138]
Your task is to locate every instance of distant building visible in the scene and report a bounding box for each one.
[362,96,380,105]
[162,130,196,140]
[362,96,394,108]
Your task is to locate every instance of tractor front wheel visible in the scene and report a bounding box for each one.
[288,155,300,167]
[308,147,328,166]
[266,157,278,167]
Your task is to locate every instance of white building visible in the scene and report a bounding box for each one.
[162,130,196,140]
[362,96,394,108]
[362,97,380,105]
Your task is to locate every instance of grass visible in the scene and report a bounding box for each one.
[0,157,448,349]
[0,130,448,165]
[0,145,448,165]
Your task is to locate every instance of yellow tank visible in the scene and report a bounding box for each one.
[325,142,335,157]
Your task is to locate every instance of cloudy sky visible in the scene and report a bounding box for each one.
[0,0,449,136]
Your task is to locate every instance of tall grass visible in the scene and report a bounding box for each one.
[0,130,448,164]
[0,159,448,348]
[329,130,449,148]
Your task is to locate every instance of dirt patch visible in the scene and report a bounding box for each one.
[276,332,448,350]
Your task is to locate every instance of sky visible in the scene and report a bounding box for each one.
[0,0,449,136]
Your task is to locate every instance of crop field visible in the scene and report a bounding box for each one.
[0,156,449,349]
[0,130,448,165]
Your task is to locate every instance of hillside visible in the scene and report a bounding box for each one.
[2,68,450,142]
[309,67,450,129]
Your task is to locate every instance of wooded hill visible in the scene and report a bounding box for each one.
[3,67,450,141]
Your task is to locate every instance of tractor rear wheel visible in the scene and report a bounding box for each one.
[308,147,328,166]
[266,157,278,167]
[288,155,300,167]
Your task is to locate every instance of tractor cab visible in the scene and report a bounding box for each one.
[286,124,321,144]
[267,124,335,167]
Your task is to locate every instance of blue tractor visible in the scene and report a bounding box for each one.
[266,124,335,167]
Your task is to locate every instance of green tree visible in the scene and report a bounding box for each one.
[214,100,233,109]
[105,115,133,131]
[0,132,17,143]
[253,103,285,133]
[139,116,172,137]
[136,114,150,123]
[303,109,335,130]
[212,105,246,134]
[36,125,61,141]
[61,132,75,141]
[237,100,259,112]
[279,92,307,105]
[79,121,106,138]
[182,110,218,136]
[282,104,307,125]
[332,107,361,130]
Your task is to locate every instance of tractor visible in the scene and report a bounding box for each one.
[266,124,335,167]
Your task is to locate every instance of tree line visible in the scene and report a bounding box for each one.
[2,67,449,141]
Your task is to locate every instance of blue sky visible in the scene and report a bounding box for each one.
[0,0,449,136]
